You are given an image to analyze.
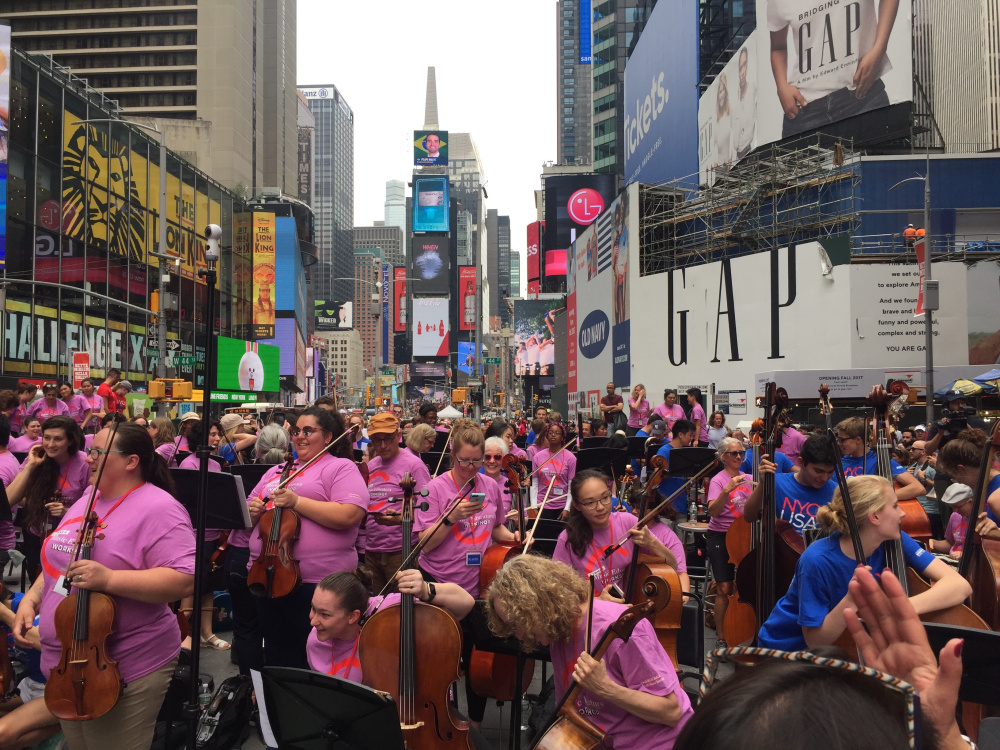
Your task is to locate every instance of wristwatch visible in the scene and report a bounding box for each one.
[425,582,437,603]
[442,516,453,527]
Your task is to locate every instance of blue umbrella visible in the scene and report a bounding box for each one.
[973,368,1000,386]
[933,379,990,398]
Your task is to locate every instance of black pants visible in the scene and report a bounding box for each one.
[22,530,42,582]
[782,79,889,138]
[257,579,316,670]
[225,545,263,675]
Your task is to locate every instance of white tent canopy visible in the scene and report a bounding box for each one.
[437,405,464,419]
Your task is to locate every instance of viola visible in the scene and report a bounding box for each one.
[45,419,123,721]
[247,455,301,599]
[359,473,470,749]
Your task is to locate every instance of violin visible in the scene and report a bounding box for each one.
[615,466,637,512]
[470,455,535,703]
[45,420,123,721]
[247,454,301,599]
[359,473,470,749]
[531,575,672,750]
[209,530,231,574]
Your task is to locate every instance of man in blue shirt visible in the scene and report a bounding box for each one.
[525,405,549,446]
[656,418,696,515]
[744,434,837,536]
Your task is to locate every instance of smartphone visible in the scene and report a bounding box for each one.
[607,584,625,599]
[469,492,486,506]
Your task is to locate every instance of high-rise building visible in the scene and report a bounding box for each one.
[497,215,511,326]
[297,92,315,206]
[8,0,299,193]
[316,329,365,393]
[353,247,393,376]
[354,225,404,268]
[384,180,407,234]
[301,85,355,304]
[510,250,521,298]
[556,0,593,165]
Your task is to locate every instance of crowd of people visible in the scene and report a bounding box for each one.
[0,378,990,749]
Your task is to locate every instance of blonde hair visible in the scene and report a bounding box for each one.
[835,416,866,440]
[816,475,893,534]
[485,556,589,652]
[405,423,436,452]
[450,419,485,454]
[148,416,175,448]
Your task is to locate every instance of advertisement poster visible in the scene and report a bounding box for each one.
[526,221,542,295]
[413,130,449,166]
[458,340,477,376]
[0,25,8,268]
[412,176,450,233]
[314,300,353,330]
[513,300,558,376]
[543,175,615,293]
[394,267,407,332]
[252,212,276,339]
[72,352,90,390]
[216,336,280,392]
[381,264,390,362]
[410,235,449,294]
[412,298,450,357]
[459,266,477,331]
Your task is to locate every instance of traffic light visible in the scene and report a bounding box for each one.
[452,388,467,405]
[148,379,192,400]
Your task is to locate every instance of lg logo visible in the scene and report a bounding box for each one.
[567,189,604,226]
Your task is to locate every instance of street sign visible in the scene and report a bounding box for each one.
[146,337,159,348]
[174,356,196,366]
[166,340,182,352]
[484,357,501,365]
[144,347,159,357]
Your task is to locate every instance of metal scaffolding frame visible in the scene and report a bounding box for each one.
[639,134,861,275]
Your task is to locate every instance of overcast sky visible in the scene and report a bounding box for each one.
[297,0,557,280]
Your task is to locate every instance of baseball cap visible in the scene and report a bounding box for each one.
[914,424,927,432]
[179,412,201,424]
[368,412,400,437]
[940,483,974,506]
[116,380,133,393]
[220,414,247,433]
[941,390,967,404]
[650,420,667,436]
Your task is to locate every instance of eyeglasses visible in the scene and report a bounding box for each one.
[87,448,127,460]
[578,492,613,510]
[290,426,322,438]
[369,434,397,445]
[484,453,504,461]
[723,451,745,457]
[454,457,485,468]
[700,647,919,748]
[836,435,855,443]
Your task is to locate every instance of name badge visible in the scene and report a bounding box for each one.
[52,575,69,600]
[466,552,482,566]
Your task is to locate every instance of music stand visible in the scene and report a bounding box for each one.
[924,623,1000,706]
[256,667,405,750]
[432,431,450,452]
[627,437,650,460]
[421,451,448,475]
[666,447,718,477]
[574,448,628,478]
[169,468,250,532]
[227,463,274,495]
[644,440,664,465]
[580,436,606,450]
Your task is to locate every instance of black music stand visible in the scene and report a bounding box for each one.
[644,440,664,465]
[580,436,606,450]
[421,451,448,475]
[923,623,1000,706]
[666,447,718,477]
[574,447,628,478]
[227,463,275,495]
[256,667,405,750]
[627,437,651,459]
[432,431,451,452]
[169,468,250,532]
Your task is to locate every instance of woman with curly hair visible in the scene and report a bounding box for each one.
[485,556,692,749]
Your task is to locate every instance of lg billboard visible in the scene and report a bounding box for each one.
[542,175,616,294]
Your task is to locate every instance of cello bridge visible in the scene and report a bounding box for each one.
[400,722,425,730]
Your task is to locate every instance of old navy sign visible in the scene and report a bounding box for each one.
[579,309,610,359]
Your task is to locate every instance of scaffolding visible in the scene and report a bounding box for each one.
[639,134,861,275]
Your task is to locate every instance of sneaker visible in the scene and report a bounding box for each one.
[713,639,727,651]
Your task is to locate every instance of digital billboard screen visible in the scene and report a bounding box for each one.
[252,212,276,339]
[314,300,353,330]
[412,175,450,233]
[543,175,616,293]
[457,340,477,376]
[411,362,448,378]
[410,235,449,295]
[412,298,450,357]
[216,337,281,392]
[413,130,449,166]
[513,300,559,377]
[458,266,476,331]
[0,25,8,268]
[393,267,407,332]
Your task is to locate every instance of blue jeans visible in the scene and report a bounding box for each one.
[782,79,889,138]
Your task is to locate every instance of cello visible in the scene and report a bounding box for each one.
[359,473,471,749]
[44,419,123,721]
[818,384,834,432]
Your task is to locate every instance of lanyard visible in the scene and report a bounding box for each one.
[96,483,145,525]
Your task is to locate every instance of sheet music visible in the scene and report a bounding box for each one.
[250,669,278,747]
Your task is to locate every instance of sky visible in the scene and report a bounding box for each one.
[297,0,557,280]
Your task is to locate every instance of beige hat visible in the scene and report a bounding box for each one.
[179,412,201,424]
[220,414,247,433]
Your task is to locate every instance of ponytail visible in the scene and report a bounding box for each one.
[816,475,891,534]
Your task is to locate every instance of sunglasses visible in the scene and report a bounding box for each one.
[484,453,504,461]
[290,426,323,438]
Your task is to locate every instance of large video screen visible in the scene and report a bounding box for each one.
[410,235,449,295]
[412,298,450,357]
[216,336,281,392]
[543,175,616,293]
[414,130,449,166]
[513,300,558,377]
[412,175,450,233]
[314,300,353,330]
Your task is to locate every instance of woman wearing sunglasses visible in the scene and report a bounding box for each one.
[482,436,514,520]
[835,417,923,500]
[414,419,518,732]
[245,407,369,669]
[758,475,971,651]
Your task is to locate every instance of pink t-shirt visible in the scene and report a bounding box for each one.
[247,453,369,583]
[778,427,807,468]
[689,403,708,443]
[0,450,19,488]
[533,448,577,510]
[82,393,104,430]
[508,444,528,460]
[306,592,403,682]
[23,452,93,505]
[365,449,431,553]
[155,442,179,467]
[648,521,687,573]
[8,435,41,453]
[9,403,29,435]
[177,456,223,541]
[27,399,70,423]
[550,599,692,749]
[414,471,503,597]
[627,398,651,429]
[652,403,686,437]
[553,513,646,595]
[945,512,967,556]
[706,469,752,533]
[38,482,197,684]
[61,395,92,427]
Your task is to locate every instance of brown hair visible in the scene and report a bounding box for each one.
[936,428,990,477]
[405,423,436,452]
[835,416,866,440]
[317,566,374,615]
[450,419,485,454]
[148,416,176,448]
[816,475,892,535]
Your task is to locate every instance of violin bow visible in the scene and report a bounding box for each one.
[585,575,596,653]
[522,437,580,483]
[522,475,557,555]
[275,424,361,491]
[827,429,867,565]
[432,423,456,478]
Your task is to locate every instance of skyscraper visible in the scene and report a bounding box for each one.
[497,215,511,326]
[301,85,355,304]
[510,250,521,298]
[557,0,593,165]
[384,180,407,235]
[8,0,299,193]
[353,247,393,375]
[354,225,404,268]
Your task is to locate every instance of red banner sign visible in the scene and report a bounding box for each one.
[393,267,407,332]
[526,222,542,284]
[72,352,91,389]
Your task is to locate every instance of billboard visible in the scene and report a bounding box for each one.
[526,222,542,295]
[459,266,477,331]
[413,130,449,166]
[260,317,307,391]
[0,25,8,268]
[381,264,390,362]
[513,300,558,376]
[410,235,449,294]
[543,175,616,293]
[315,300,353,330]
[411,362,447,378]
[458,340,477,376]
[252,212,276,339]
[623,0,699,186]
[393,267,407,332]
[412,298,450,357]
[216,337,280,392]
[412,175,450,232]
[579,0,592,64]
[699,0,913,183]
[297,127,312,205]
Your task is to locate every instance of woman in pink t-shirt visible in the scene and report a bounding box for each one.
[627,383,651,436]
[553,469,681,597]
[59,382,93,430]
[79,378,105,433]
[7,416,91,580]
[26,383,70,424]
[8,416,42,452]
[532,421,578,520]
[14,422,195,750]
[486,556,693,749]
[147,417,179,467]
[246,407,368,670]
[9,383,38,436]
[306,566,473,682]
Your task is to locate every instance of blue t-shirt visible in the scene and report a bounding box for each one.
[8,593,43,682]
[526,429,537,447]
[841,451,906,479]
[987,474,1000,524]
[218,442,236,464]
[758,531,933,651]
[655,443,689,513]
[739,450,794,475]
[774,472,836,534]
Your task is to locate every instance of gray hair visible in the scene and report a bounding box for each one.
[716,436,743,458]
[484,436,509,456]
[256,423,290,464]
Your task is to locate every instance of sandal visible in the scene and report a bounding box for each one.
[200,634,232,651]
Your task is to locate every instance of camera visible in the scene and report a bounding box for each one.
[204,224,222,261]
